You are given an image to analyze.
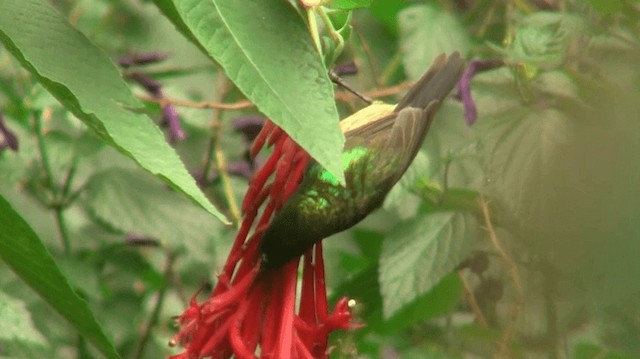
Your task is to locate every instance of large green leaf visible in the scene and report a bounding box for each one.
[398,4,470,80]
[503,12,585,69]
[0,0,227,224]
[471,68,572,231]
[377,273,462,333]
[0,195,120,359]
[84,167,219,263]
[379,211,477,318]
[168,0,345,182]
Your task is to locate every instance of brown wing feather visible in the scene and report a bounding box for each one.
[385,103,439,182]
[343,53,464,154]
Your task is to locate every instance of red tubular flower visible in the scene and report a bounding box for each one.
[170,120,354,359]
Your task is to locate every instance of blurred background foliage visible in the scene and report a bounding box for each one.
[1,0,640,358]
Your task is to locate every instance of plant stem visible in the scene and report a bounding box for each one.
[352,20,381,87]
[316,6,344,62]
[306,9,323,57]
[200,75,230,185]
[480,196,522,358]
[201,75,241,225]
[53,209,71,254]
[33,111,54,193]
[458,271,488,326]
[132,251,177,359]
[377,52,402,87]
[33,111,71,253]
[212,122,241,225]
[136,94,253,110]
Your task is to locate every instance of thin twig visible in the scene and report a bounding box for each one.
[458,271,489,327]
[137,94,254,110]
[33,110,54,194]
[202,75,241,225]
[200,76,232,185]
[377,52,403,87]
[132,251,177,359]
[213,121,242,225]
[139,80,413,111]
[352,20,381,87]
[479,196,523,358]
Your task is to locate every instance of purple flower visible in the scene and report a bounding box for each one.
[161,104,185,143]
[335,62,358,77]
[0,113,19,153]
[126,72,185,143]
[118,52,169,68]
[456,59,504,125]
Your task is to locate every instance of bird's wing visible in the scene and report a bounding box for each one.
[385,103,439,181]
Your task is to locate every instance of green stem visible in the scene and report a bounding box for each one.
[377,52,402,86]
[33,113,54,193]
[33,113,71,253]
[413,182,481,215]
[307,9,323,57]
[316,7,344,62]
[54,208,71,254]
[132,251,177,359]
[200,74,230,186]
[60,158,78,202]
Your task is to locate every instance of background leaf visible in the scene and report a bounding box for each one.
[398,4,471,80]
[379,211,478,318]
[0,195,120,359]
[0,0,226,223]
[83,167,220,262]
[0,290,48,351]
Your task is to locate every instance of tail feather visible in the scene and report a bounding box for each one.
[395,52,465,111]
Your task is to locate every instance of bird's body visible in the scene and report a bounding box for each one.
[261,53,465,268]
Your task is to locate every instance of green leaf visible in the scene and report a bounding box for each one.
[398,4,470,80]
[369,0,406,35]
[423,102,484,189]
[0,195,121,359]
[379,211,478,318]
[505,12,585,69]
[473,70,571,230]
[0,0,227,224]
[84,168,219,261]
[169,0,345,182]
[0,290,48,348]
[573,342,634,359]
[332,0,372,10]
[585,0,624,15]
[380,274,462,333]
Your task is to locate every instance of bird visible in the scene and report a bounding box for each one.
[260,53,465,269]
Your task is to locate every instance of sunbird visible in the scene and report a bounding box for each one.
[261,53,465,268]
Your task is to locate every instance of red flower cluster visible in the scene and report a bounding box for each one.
[170,121,355,359]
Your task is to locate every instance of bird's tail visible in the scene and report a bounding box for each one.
[395,52,465,111]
